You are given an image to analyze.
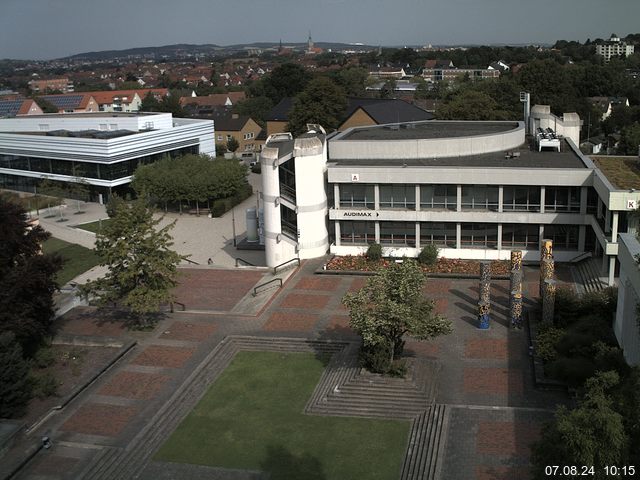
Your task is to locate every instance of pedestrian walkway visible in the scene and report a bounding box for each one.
[10,257,569,480]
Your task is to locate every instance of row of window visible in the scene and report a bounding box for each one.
[338,184,590,213]
[339,221,579,250]
[0,146,198,181]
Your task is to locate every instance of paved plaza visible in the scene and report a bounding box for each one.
[4,256,570,480]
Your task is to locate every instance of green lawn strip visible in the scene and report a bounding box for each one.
[155,351,410,480]
[74,219,112,234]
[42,237,100,285]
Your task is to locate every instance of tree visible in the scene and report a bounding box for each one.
[32,96,58,113]
[226,136,240,153]
[286,77,348,135]
[618,123,640,155]
[0,197,62,353]
[0,332,33,418]
[436,90,512,120]
[234,96,274,127]
[531,371,627,478]
[78,197,184,326]
[334,67,368,96]
[342,260,453,373]
[251,63,311,104]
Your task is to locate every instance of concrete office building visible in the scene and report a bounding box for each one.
[0,112,215,202]
[260,106,640,285]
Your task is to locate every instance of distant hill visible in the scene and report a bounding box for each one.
[59,42,379,61]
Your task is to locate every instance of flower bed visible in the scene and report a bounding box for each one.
[325,255,510,276]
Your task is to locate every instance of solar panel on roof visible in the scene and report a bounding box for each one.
[42,95,83,109]
[0,100,24,116]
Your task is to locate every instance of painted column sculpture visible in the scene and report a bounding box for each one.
[542,278,557,324]
[509,250,523,328]
[539,239,554,297]
[478,261,491,329]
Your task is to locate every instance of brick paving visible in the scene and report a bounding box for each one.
[99,371,170,400]
[173,268,264,310]
[131,345,196,369]
[280,292,331,309]
[159,320,217,342]
[16,259,572,480]
[263,311,320,332]
[61,403,138,437]
[55,307,127,337]
[463,367,524,395]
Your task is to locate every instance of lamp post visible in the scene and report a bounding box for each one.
[231,206,237,247]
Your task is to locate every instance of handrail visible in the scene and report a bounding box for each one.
[568,251,592,263]
[273,257,300,274]
[253,278,283,296]
[235,257,256,267]
[183,257,200,265]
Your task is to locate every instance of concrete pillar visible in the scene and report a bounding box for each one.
[456,184,462,212]
[415,223,420,249]
[479,261,491,305]
[578,225,586,252]
[374,184,380,210]
[538,225,545,255]
[612,211,619,242]
[498,186,504,213]
[510,289,523,328]
[335,222,341,246]
[579,186,588,215]
[415,185,421,211]
[456,223,462,249]
[608,256,616,286]
[539,186,546,214]
[497,224,503,250]
[375,221,380,244]
[478,302,490,330]
[333,184,340,209]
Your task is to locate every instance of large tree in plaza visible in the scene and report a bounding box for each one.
[342,260,453,374]
[79,196,184,326]
[0,196,62,353]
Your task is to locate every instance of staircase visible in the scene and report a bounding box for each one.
[573,257,607,293]
[400,404,449,480]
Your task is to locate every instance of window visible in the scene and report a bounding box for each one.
[421,185,456,210]
[339,184,374,209]
[420,222,456,247]
[38,124,49,131]
[243,132,254,140]
[461,223,498,249]
[280,205,297,240]
[340,221,375,245]
[586,187,598,214]
[217,135,223,141]
[380,221,415,246]
[226,135,232,141]
[278,159,296,202]
[502,224,540,248]
[502,186,540,212]
[461,186,498,211]
[379,184,415,209]
[544,187,580,212]
[543,225,578,250]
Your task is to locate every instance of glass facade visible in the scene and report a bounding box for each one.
[502,224,540,248]
[544,225,578,250]
[420,185,456,210]
[379,184,415,209]
[502,186,541,212]
[0,145,198,182]
[340,221,375,245]
[420,222,456,247]
[280,205,298,240]
[278,159,296,202]
[544,186,580,212]
[461,223,498,248]
[380,221,415,246]
[461,185,499,211]
[339,184,374,209]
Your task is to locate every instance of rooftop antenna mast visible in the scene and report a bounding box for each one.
[520,92,530,134]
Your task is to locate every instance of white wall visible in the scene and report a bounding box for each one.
[615,233,640,366]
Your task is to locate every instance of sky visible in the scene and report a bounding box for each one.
[1,0,639,60]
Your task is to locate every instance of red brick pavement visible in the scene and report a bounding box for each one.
[424,280,452,295]
[325,315,354,335]
[434,298,448,314]
[263,312,319,332]
[280,293,330,309]
[160,321,217,342]
[55,307,127,337]
[61,403,138,437]
[476,466,532,480]
[294,277,340,291]
[99,371,170,400]
[465,339,509,360]
[463,368,524,395]
[476,421,541,456]
[27,455,80,476]
[131,345,195,369]
[404,340,440,358]
[173,269,264,311]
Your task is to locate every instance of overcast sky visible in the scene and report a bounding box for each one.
[1,0,639,60]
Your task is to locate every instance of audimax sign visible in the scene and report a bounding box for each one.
[342,211,380,217]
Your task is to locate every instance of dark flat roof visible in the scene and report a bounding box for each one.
[330,140,587,169]
[340,121,520,141]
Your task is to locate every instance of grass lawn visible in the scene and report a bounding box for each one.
[155,351,410,480]
[42,237,101,285]
[75,218,112,234]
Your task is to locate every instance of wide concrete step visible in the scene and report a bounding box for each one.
[400,404,448,480]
